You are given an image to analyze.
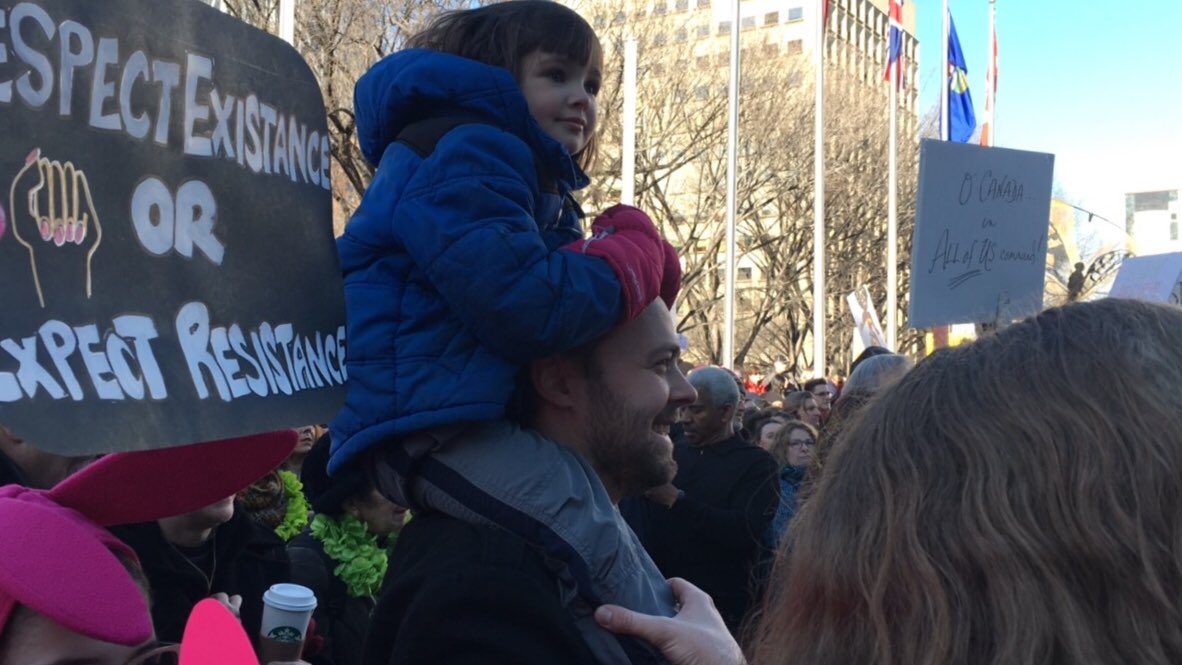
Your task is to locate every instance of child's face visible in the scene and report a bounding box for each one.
[518,50,600,157]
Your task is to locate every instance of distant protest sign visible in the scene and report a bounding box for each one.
[846,286,887,350]
[1108,252,1182,304]
[0,0,345,454]
[909,140,1054,328]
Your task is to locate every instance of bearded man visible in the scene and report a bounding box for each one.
[359,300,697,665]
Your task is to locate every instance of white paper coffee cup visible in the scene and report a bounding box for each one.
[258,583,317,663]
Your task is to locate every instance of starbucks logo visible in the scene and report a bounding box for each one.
[267,626,303,643]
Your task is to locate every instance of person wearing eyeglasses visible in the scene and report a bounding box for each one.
[762,419,817,548]
[802,378,836,424]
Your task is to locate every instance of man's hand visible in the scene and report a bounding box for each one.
[594,577,744,665]
[644,483,681,509]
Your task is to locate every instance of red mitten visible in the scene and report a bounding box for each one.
[301,617,325,659]
[564,204,666,321]
[659,239,682,309]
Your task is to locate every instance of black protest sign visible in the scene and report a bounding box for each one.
[0,0,346,454]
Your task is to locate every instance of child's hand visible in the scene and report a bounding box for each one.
[567,204,680,320]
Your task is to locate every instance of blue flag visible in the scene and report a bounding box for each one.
[947,12,976,142]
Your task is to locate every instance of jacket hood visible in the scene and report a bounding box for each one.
[353,49,584,186]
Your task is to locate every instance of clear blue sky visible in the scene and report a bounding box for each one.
[913,0,1182,246]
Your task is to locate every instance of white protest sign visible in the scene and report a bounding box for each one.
[846,286,888,350]
[909,140,1054,327]
[1108,252,1182,304]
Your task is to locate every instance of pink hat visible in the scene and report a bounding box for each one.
[0,430,297,646]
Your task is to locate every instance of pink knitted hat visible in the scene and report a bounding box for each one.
[0,430,297,646]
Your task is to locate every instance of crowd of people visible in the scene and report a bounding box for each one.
[3,2,1181,665]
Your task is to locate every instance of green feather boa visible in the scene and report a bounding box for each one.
[310,513,389,599]
[274,469,310,541]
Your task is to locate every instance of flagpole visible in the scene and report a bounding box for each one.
[812,0,826,378]
[722,0,740,369]
[278,0,295,43]
[940,0,949,141]
[887,52,898,350]
[621,39,638,204]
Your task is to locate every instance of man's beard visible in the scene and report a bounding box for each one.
[584,383,677,498]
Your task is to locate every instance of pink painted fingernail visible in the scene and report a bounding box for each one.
[0,204,6,241]
[25,148,40,165]
[53,225,66,246]
[40,219,51,241]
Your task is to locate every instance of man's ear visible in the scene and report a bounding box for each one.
[530,356,584,410]
[719,402,736,426]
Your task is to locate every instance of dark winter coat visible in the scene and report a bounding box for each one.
[622,432,779,633]
[111,509,290,644]
[361,511,603,665]
[765,464,807,548]
[288,529,376,665]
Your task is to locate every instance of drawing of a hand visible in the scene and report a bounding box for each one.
[9,148,103,308]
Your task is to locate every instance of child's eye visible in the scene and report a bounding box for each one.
[585,81,601,96]
[546,69,566,82]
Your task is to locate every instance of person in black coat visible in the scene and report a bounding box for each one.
[110,496,291,645]
[289,434,406,665]
[624,366,780,635]
[363,511,603,665]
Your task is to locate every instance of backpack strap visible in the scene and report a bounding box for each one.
[395,112,492,158]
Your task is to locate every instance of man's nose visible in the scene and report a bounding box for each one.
[669,370,697,407]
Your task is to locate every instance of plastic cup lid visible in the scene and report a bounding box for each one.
[263,583,317,612]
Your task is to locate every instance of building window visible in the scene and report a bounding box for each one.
[718,20,731,35]
[593,14,606,28]
[654,32,667,46]
[761,42,778,56]
[696,55,710,68]
[675,0,689,11]
[764,11,779,25]
[676,27,688,41]
[787,6,803,21]
[786,39,803,54]
[612,10,626,24]
[1173,213,1179,241]
[696,24,710,37]
[653,1,667,14]
[697,0,710,7]
[738,267,753,281]
[741,16,756,29]
[695,85,709,99]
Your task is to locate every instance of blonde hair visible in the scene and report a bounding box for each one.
[765,420,817,468]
